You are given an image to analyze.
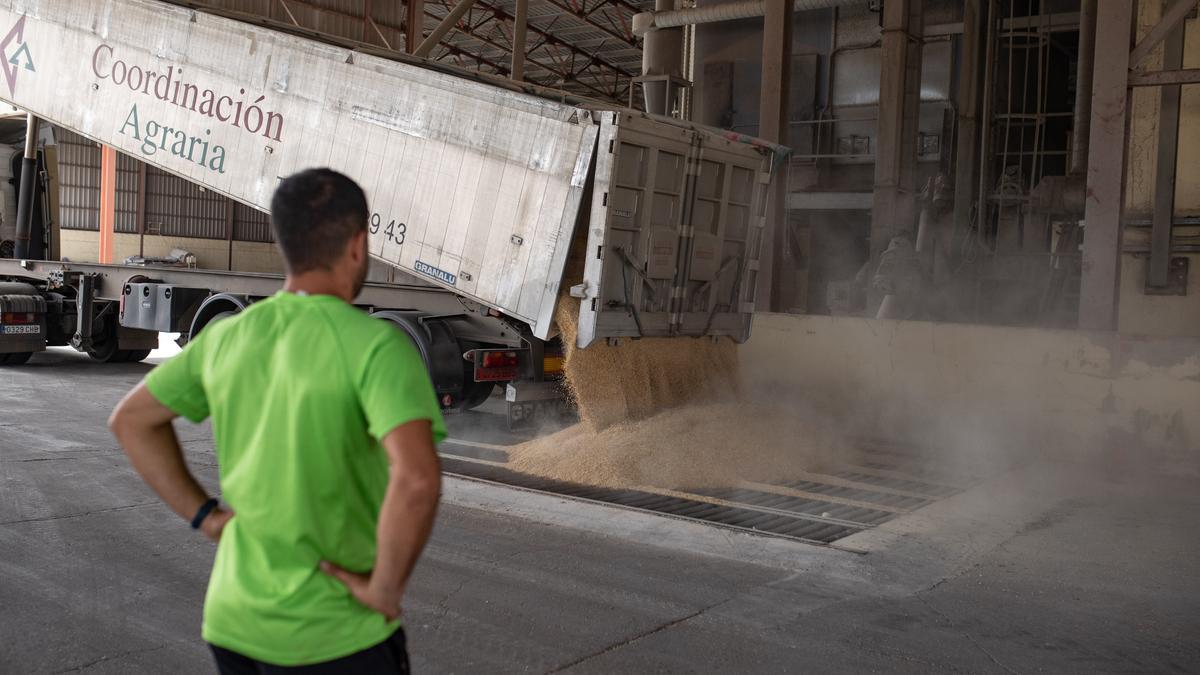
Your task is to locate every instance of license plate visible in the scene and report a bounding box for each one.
[0,325,40,335]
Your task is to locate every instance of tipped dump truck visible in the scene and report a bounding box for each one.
[0,0,784,425]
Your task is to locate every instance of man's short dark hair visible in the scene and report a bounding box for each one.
[270,169,369,273]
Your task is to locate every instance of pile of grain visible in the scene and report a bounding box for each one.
[508,301,841,490]
[554,301,739,430]
[509,401,840,489]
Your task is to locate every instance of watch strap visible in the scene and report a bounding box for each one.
[191,498,219,529]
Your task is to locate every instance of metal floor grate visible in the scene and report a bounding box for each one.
[772,479,933,510]
[688,487,898,527]
[440,457,861,544]
[439,439,977,546]
[829,470,960,498]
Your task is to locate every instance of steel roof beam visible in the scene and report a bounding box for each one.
[540,0,637,47]
[439,14,620,99]
[416,0,479,57]
[440,0,638,82]
[1129,0,1198,68]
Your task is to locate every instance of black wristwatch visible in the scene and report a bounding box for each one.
[191,498,219,529]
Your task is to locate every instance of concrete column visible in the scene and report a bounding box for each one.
[1078,0,1133,331]
[1149,17,1184,289]
[952,0,982,243]
[758,0,793,312]
[98,145,117,265]
[869,0,924,267]
[1069,0,1097,176]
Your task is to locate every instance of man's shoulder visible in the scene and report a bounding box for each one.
[320,301,395,337]
[225,295,412,357]
[313,301,417,358]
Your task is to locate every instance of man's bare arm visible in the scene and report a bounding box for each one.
[321,419,440,620]
[108,382,233,541]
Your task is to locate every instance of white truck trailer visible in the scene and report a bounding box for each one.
[0,0,783,424]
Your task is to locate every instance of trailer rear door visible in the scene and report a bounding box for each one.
[574,112,778,348]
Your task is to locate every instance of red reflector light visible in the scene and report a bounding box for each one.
[0,312,35,324]
[481,351,519,368]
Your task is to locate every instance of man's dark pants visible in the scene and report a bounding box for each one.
[209,628,409,674]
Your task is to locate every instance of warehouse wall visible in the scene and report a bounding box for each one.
[55,130,275,240]
[53,128,282,274]
[59,230,284,274]
[1119,6,1200,337]
[742,313,1200,471]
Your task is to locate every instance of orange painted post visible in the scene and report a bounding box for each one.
[98,145,116,264]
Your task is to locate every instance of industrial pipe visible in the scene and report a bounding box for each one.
[641,0,684,115]
[13,113,39,260]
[1069,0,1096,175]
[632,0,863,36]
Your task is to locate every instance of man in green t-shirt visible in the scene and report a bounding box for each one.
[109,169,445,673]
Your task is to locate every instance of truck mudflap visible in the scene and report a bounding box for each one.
[573,112,783,348]
[505,380,572,431]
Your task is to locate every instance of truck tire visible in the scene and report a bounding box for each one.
[371,312,503,413]
[86,330,121,362]
[122,349,152,363]
[188,294,249,340]
[206,310,238,326]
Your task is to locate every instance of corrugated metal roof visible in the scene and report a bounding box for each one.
[177,0,654,104]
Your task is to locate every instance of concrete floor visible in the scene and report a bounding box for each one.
[2,347,1199,674]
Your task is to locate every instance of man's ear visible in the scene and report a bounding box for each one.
[347,228,368,262]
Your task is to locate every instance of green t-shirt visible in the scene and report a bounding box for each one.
[145,291,446,665]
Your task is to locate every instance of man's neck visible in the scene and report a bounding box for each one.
[283,271,354,302]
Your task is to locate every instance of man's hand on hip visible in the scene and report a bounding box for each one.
[200,507,235,542]
[318,420,439,623]
[320,561,403,621]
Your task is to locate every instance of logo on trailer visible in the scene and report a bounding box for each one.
[414,261,457,286]
[0,15,34,97]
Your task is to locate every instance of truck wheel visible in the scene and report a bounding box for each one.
[188,294,250,340]
[207,310,238,325]
[0,352,31,365]
[86,330,121,362]
[122,349,152,363]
